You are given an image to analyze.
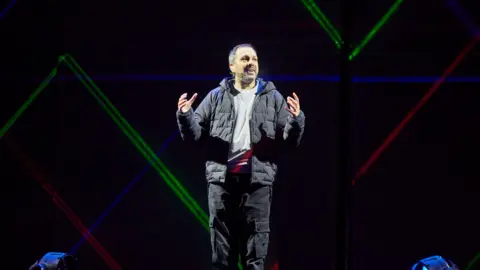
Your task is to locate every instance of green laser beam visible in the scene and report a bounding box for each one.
[63,54,244,269]
[0,55,208,229]
[62,54,209,226]
[306,0,342,43]
[301,0,404,60]
[0,63,60,139]
[61,59,208,230]
[466,252,480,270]
[349,0,403,60]
[300,0,342,48]
[63,55,244,270]
[1,55,242,269]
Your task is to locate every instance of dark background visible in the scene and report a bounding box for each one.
[3,0,479,269]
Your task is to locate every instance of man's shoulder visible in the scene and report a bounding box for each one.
[269,88,285,101]
[259,79,282,98]
[208,86,223,94]
[197,87,224,108]
[206,86,224,100]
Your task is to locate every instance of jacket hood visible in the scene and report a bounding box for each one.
[219,77,276,95]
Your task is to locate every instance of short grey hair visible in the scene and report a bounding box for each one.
[228,43,255,65]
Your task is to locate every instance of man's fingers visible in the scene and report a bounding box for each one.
[292,92,299,102]
[287,96,298,106]
[285,106,295,115]
[178,93,187,104]
[179,93,197,104]
[287,98,298,108]
[178,97,188,106]
[178,100,188,108]
[188,93,198,104]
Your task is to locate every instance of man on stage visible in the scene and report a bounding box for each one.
[176,44,306,270]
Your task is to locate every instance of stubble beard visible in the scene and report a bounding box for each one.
[239,72,256,86]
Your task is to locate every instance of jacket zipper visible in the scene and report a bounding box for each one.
[226,90,237,182]
[249,94,259,179]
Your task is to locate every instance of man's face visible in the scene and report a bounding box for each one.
[230,46,259,84]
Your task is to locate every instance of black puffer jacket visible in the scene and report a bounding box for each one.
[176,78,305,185]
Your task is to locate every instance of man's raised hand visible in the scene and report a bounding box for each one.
[178,93,198,113]
[286,92,301,117]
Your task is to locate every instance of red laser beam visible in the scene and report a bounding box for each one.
[266,34,479,270]
[8,36,477,270]
[352,33,480,186]
[6,137,122,270]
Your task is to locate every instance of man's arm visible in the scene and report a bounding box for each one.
[276,92,306,147]
[176,91,213,142]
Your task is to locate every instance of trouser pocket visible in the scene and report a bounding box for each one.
[246,219,270,259]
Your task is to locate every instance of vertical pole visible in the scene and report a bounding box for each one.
[336,0,354,269]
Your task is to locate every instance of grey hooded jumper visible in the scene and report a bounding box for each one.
[176,78,305,185]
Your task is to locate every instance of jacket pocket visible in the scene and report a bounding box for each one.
[205,161,227,183]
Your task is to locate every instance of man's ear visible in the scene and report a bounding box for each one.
[229,63,235,73]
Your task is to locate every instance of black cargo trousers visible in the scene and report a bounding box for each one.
[208,173,272,270]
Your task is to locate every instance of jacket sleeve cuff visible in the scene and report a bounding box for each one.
[176,108,193,121]
[288,110,305,124]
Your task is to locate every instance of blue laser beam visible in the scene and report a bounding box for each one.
[41,74,480,83]
[0,0,16,19]
[447,0,479,37]
[70,130,180,254]
[352,76,480,83]
[69,74,480,252]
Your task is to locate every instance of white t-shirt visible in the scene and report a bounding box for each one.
[227,82,258,173]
